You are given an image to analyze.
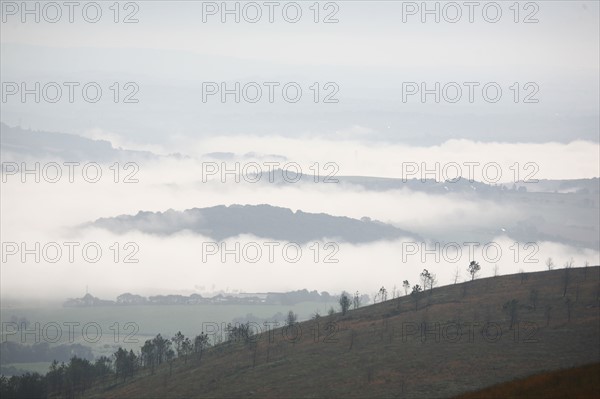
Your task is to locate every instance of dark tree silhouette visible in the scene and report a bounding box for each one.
[467,261,481,281]
[339,292,351,315]
[194,333,209,362]
[171,331,185,358]
[411,285,422,311]
[286,310,298,326]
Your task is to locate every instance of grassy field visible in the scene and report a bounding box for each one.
[82,266,599,398]
[1,362,52,375]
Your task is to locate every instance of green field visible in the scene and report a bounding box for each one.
[1,362,53,376]
[1,301,337,374]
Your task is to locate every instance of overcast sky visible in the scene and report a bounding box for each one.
[1,1,599,302]
[1,1,598,144]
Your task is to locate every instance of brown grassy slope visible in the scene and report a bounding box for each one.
[87,266,600,399]
[456,362,600,399]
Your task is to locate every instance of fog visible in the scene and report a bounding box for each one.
[2,149,598,301]
[1,0,599,303]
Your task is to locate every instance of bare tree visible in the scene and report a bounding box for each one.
[378,286,388,302]
[468,261,481,281]
[545,257,554,270]
[420,269,431,290]
[428,273,437,293]
[493,264,500,277]
[453,266,461,284]
[353,291,361,310]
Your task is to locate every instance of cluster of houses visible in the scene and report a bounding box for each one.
[63,289,335,307]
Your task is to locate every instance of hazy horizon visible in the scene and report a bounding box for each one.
[1,1,599,306]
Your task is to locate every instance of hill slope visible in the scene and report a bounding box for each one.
[456,362,600,398]
[90,204,420,244]
[87,266,600,398]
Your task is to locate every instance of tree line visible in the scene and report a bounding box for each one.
[0,331,210,399]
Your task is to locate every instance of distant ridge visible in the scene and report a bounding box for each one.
[89,204,420,243]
